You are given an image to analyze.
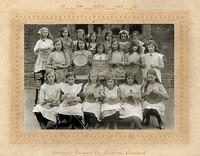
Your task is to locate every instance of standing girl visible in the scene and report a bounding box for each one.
[108,39,125,77]
[33,69,60,129]
[119,71,143,129]
[57,72,84,129]
[33,27,54,82]
[87,32,97,55]
[82,70,104,129]
[141,40,164,82]
[72,39,92,76]
[125,40,144,84]
[103,31,113,54]
[60,27,74,63]
[73,29,85,50]
[46,39,70,83]
[101,74,122,129]
[141,69,169,129]
[119,30,131,53]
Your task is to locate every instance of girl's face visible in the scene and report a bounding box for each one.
[107,79,115,89]
[97,45,104,54]
[47,73,55,85]
[148,43,155,53]
[147,73,156,83]
[90,74,98,84]
[127,76,134,85]
[62,30,69,38]
[132,45,138,52]
[121,34,127,41]
[67,76,75,85]
[106,33,112,41]
[112,41,119,50]
[78,41,85,50]
[55,41,62,51]
[42,30,48,38]
[77,32,84,39]
[91,34,96,42]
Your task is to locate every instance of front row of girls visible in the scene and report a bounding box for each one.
[33,68,169,130]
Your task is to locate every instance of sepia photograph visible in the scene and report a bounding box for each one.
[24,24,174,130]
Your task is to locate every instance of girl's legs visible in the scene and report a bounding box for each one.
[132,116,142,129]
[103,111,119,129]
[34,112,48,129]
[142,109,150,125]
[71,115,84,129]
[57,114,72,129]
[84,112,90,129]
[148,109,164,129]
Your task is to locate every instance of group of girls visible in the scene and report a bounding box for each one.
[32,26,169,130]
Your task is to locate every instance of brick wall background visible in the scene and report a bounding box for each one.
[24,24,174,89]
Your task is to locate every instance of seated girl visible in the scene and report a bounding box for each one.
[33,69,61,129]
[101,74,122,129]
[57,72,84,129]
[119,71,143,129]
[141,69,169,129]
[82,70,104,129]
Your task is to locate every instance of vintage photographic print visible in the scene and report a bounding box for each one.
[24,24,174,130]
[10,10,188,144]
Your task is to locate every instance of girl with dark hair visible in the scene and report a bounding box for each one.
[87,32,97,55]
[57,72,84,129]
[33,69,61,129]
[103,30,113,54]
[125,40,144,84]
[119,71,143,129]
[46,39,70,83]
[82,70,104,129]
[141,40,164,82]
[119,30,131,53]
[60,27,74,62]
[73,29,85,50]
[141,69,169,129]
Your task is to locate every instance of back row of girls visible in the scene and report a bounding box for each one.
[33,68,169,130]
[33,27,164,84]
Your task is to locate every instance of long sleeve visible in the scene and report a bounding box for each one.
[33,40,41,55]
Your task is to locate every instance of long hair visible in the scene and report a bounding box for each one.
[60,27,70,38]
[88,32,97,42]
[44,69,57,84]
[111,39,120,51]
[125,71,138,84]
[104,31,113,41]
[52,38,64,51]
[145,39,161,53]
[128,40,142,55]
[95,42,105,54]
[76,39,88,50]
[87,70,101,87]
[142,69,160,93]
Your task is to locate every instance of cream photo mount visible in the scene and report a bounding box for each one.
[10,10,189,144]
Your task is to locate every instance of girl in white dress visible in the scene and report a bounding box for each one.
[119,30,131,54]
[33,69,61,129]
[101,74,122,129]
[141,69,169,129]
[141,40,164,82]
[46,39,70,83]
[57,72,84,129]
[73,29,85,51]
[82,70,104,129]
[119,71,143,129]
[33,27,54,83]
